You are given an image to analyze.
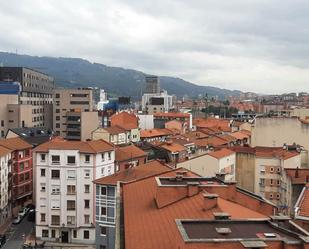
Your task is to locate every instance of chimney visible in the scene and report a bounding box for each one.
[187,182,199,197]
[202,193,218,211]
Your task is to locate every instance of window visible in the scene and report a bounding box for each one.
[19,174,24,182]
[25,172,30,180]
[67,185,76,194]
[270,167,274,172]
[20,163,24,171]
[84,215,90,224]
[67,156,76,164]
[108,152,111,160]
[51,170,60,179]
[73,230,77,238]
[277,180,280,185]
[269,193,273,199]
[51,185,60,194]
[84,200,90,208]
[101,153,105,161]
[51,199,60,209]
[42,230,48,238]
[277,193,280,199]
[51,215,60,225]
[40,183,46,192]
[51,230,56,238]
[100,226,107,236]
[101,187,107,196]
[84,170,90,178]
[270,179,273,185]
[67,200,76,211]
[56,109,60,113]
[67,170,76,179]
[85,155,90,163]
[40,213,46,222]
[84,230,90,239]
[56,116,60,121]
[101,207,106,216]
[84,185,90,193]
[67,216,76,225]
[100,246,106,249]
[51,155,60,164]
[277,167,281,173]
[55,93,60,98]
[56,123,60,128]
[40,169,46,177]
[40,154,46,162]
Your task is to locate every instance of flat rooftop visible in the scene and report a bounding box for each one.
[177,220,301,242]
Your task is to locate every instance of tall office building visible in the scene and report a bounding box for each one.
[145,75,160,94]
[53,88,99,141]
[0,67,54,133]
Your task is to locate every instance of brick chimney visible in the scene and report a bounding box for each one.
[187,182,199,197]
[202,193,218,211]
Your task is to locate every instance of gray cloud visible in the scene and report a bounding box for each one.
[0,0,309,93]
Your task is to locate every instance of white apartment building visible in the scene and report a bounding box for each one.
[34,138,115,245]
[0,146,11,225]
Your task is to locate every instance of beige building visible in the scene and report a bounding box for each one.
[233,146,300,214]
[177,148,236,181]
[251,117,309,166]
[0,68,54,137]
[92,126,127,144]
[53,88,99,141]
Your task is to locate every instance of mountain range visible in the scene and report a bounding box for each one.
[0,52,242,99]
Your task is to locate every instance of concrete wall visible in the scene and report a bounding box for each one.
[138,114,154,130]
[235,152,256,193]
[0,94,18,138]
[251,118,309,166]
[81,112,99,141]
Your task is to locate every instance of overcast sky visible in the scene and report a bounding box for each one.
[0,0,308,94]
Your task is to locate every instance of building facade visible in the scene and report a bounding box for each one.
[34,139,115,245]
[53,88,99,141]
[0,67,54,130]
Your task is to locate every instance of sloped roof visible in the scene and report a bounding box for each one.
[110,112,138,130]
[115,145,147,162]
[103,126,126,135]
[123,170,269,249]
[295,183,309,219]
[94,160,171,186]
[153,112,190,118]
[141,128,172,138]
[160,142,187,153]
[0,137,32,150]
[207,148,235,159]
[0,146,12,157]
[34,138,114,153]
[230,131,250,140]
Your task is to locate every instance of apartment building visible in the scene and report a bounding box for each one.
[94,161,170,249]
[115,145,147,171]
[0,137,33,213]
[34,138,115,245]
[0,146,12,225]
[110,112,140,143]
[142,90,175,114]
[92,126,127,145]
[0,67,54,130]
[177,148,236,181]
[233,146,300,214]
[53,88,99,141]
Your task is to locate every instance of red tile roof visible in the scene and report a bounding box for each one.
[110,112,139,130]
[208,148,235,159]
[141,128,172,138]
[103,126,126,135]
[115,145,147,162]
[160,142,187,153]
[153,112,190,118]
[94,160,171,186]
[0,146,12,157]
[230,131,250,140]
[194,136,228,147]
[34,138,114,153]
[286,168,309,184]
[194,118,231,132]
[0,137,32,150]
[295,183,309,218]
[123,170,269,249]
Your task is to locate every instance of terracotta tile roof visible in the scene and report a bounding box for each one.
[0,137,32,150]
[194,136,228,147]
[0,145,12,157]
[141,128,172,138]
[94,160,171,186]
[153,112,190,118]
[160,142,187,153]
[103,126,126,135]
[208,148,235,159]
[182,131,209,140]
[230,131,250,140]
[123,170,268,249]
[110,112,138,130]
[34,138,114,153]
[240,129,251,136]
[231,146,299,160]
[219,134,237,143]
[298,184,309,217]
[115,145,147,162]
[286,168,309,184]
[194,118,231,132]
